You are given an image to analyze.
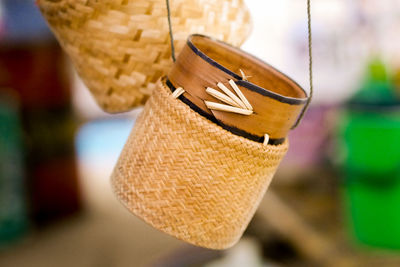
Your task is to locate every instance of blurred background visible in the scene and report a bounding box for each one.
[1,0,400,266]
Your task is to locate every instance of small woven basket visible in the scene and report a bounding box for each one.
[111,34,308,249]
[38,0,251,113]
[111,79,289,249]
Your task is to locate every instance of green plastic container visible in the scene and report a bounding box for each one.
[339,58,400,249]
[341,110,400,172]
[343,169,400,249]
[340,108,400,250]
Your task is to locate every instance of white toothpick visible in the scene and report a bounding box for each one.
[217,82,247,109]
[229,80,253,111]
[172,87,185,98]
[205,101,253,116]
[263,133,270,146]
[206,87,242,108]
[239,69,252,81]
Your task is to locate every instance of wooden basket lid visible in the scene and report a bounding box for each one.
[168,34,308,143]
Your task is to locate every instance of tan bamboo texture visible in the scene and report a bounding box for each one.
[111,79,288,249]
[38,0,252,113]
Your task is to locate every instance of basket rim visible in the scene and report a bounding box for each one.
[187,34,308,105]
[165,78,286,145]
[159,77,289,151]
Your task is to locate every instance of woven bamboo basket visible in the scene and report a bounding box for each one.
[111,35,309,249]
[38,0,251,113]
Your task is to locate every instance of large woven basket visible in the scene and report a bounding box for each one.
[111,35,308,249]
[111,79,289,249]
[38,0,251,113]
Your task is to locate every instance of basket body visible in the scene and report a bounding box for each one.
[111,79,288,249]
[38,0,251,113]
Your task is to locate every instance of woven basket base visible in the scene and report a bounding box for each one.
[111,79,288,249]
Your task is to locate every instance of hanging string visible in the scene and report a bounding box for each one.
[292,0,313,129]
[166,0,176,62]
[165,0,313,128]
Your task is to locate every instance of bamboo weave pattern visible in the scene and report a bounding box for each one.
[111,79,288,249]
[38,0,251,112]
